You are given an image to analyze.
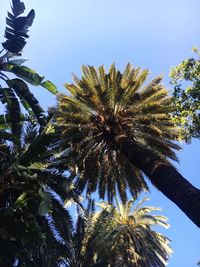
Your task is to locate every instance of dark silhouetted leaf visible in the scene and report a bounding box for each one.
[7,78,46,126]
[2,0,35,53]
[0,87,21,136]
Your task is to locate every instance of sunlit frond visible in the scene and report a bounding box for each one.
[52,63,180,202]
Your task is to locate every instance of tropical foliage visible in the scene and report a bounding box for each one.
[0,0,57,135]
[0,118,80,266]
[170,47,200,142]
[21,198,171,267]
[0,1,69,265]
[2,0,199,266]
[52,63,200,228]
[52,63,180,202]
[92,198,172,267]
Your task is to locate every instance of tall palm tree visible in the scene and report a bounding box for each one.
[52,63,200,227]
[91,198,172,267]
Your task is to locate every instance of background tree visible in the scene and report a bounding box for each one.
[170,47,200,142]
[52,63,200,227]
[91,198,172,267]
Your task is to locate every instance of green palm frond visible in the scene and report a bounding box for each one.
[19,121,55,165]
[51,198,73,243]
[2,64,44,85]
[52,63,180,202]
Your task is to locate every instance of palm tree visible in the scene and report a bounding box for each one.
[52,63,200,227]
[91,198,172,267]
[31,197,170,267]
[43,198,171,267]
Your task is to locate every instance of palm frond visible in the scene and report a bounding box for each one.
[0,86,21,137]
[2,0,35,53]
[2,64,44,85]
[7,78,46,126]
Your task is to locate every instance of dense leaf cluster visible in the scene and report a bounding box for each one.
[4,0,200,266]
[170,48,200,142]
[53,64,180,203]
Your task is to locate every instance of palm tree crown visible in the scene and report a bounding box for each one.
[93,198,172,267]
[53,63,180,202]
[36,198,171,267]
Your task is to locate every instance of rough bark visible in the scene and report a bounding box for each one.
[116,135,200,228]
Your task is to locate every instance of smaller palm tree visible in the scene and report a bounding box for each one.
[43,198,171,267]
[91,197,172,267]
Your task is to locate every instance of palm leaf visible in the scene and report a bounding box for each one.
[41,80,58,94]
[2,64,44,85]
[2,0,35,53]
[6,78,46,126]
[19,121,56,166]
[0,113,28,130]
[0,87,21,136]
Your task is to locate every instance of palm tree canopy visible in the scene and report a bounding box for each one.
[53,63,180,202]
[92,198,172,267]
[38,198,171,267]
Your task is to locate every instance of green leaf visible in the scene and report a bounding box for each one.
[2,64,44,86]
[41,80,58,94]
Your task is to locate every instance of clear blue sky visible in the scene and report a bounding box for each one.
[1,0,200,266]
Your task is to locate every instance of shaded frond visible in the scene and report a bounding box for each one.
[2,0,35,53]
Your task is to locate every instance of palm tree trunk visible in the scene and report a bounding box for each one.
[116,135,200,228]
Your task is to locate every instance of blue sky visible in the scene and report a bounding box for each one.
[1,0,200,266]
